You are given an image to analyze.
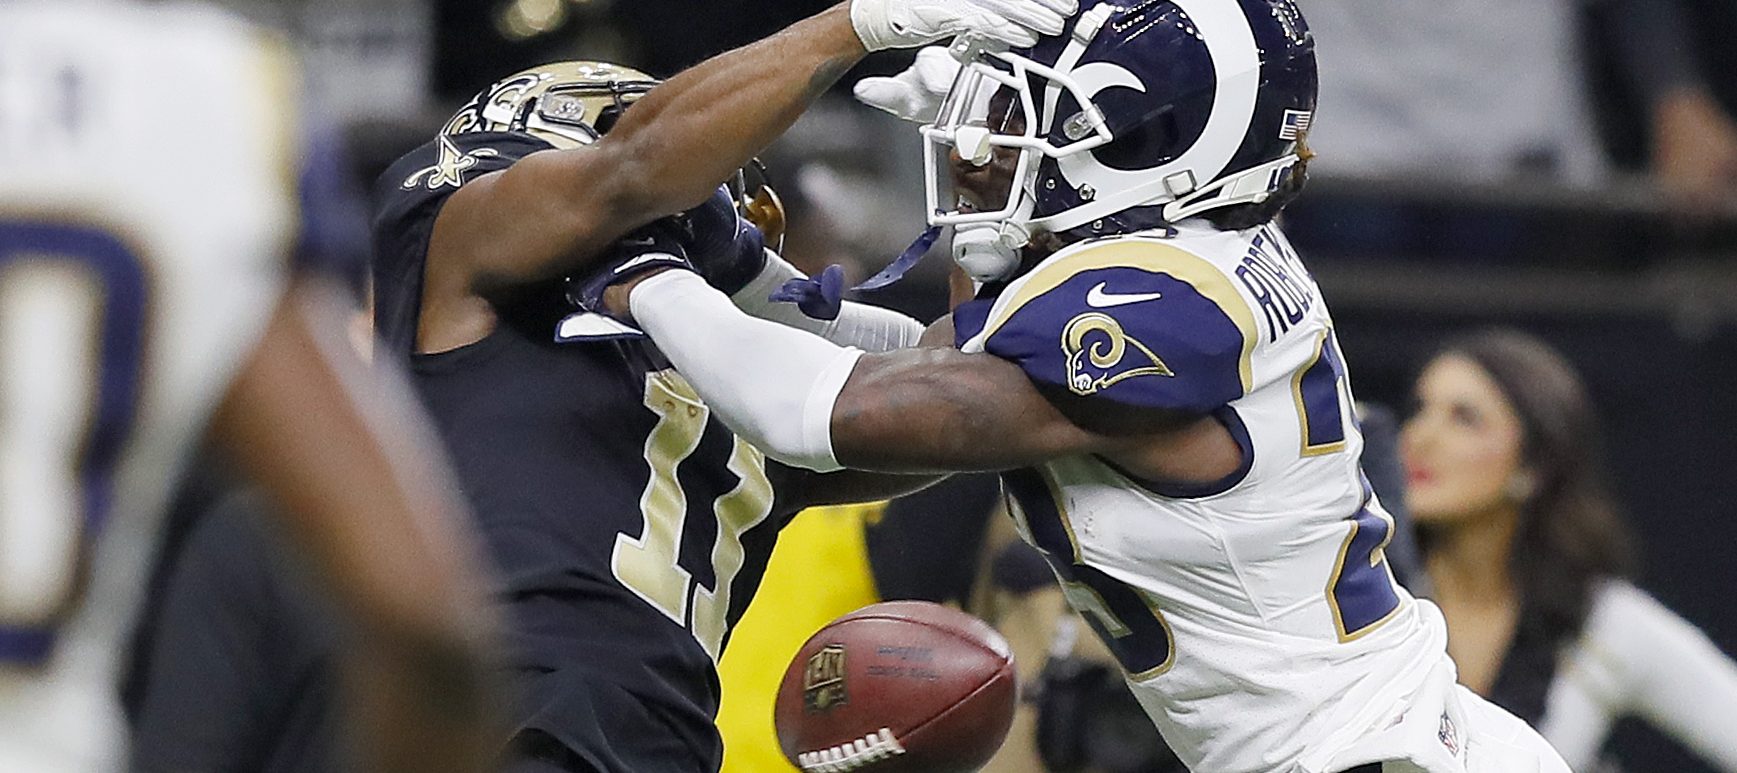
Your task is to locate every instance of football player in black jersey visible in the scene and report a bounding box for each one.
[368,2,1075,771]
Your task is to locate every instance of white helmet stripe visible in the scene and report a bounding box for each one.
[1038,25,1101,137]
[1038,0,1261,232]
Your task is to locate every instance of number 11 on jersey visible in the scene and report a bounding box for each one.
[612,371,776,661]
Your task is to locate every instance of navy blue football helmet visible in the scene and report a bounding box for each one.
[923,0,1317,244]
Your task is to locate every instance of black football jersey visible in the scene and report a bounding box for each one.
[371,132,804,769]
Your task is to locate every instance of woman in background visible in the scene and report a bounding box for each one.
[1400,328,1737,771]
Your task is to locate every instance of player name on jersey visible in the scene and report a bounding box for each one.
[1235,227,1319,344]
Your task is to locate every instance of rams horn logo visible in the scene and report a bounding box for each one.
[403,136,500,191]
[1062,312,1174,395]
[803,644,849,713]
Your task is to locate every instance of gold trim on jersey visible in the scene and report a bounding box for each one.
[973,239,1259,394]
[1038,465,1177,680]
[1038,466,1084,564]
[1058,580,1177,680]
[1293,330,1348,457]
[1128,588,1178,681]
[1325,508,1405,643]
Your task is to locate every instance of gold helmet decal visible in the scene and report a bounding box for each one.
[1062,312,1174,395]
[443,61,660,149]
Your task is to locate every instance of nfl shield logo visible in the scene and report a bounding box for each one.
[803,644,849,713]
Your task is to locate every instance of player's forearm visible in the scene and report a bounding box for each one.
[791,469,947,508]
[594,4,865,221]
[628,269,860,471]
[625,270,1097,474]
[731,251,927,352]
[211,279,502,772]
[463,6,866,287]
[829,345,1098,471]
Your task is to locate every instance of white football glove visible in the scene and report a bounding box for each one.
[850,0,1076,52]
[853,46,963,123]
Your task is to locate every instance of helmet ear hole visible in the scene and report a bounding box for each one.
[594,105,625,135]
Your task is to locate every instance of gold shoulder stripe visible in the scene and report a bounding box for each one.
[974,239,1257,393]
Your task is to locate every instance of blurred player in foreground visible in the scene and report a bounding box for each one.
[369,1,1075,770]
[1402,329,1737,771]
[0,3,499,771]
[579,0,1575,770]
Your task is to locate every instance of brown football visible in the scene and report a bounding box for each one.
[774,601,1018,773]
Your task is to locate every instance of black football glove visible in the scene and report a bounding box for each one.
[566,186,769,319]
[682,185,768,296]
[565,218,694,316]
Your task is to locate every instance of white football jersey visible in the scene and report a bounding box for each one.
[0,3,304,769]
[956,222,1451,772]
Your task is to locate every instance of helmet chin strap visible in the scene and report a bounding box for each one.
[1026,153,1300,234]
[1159,154,1300,223]
[848,189,1036,293]
[953,195,1035,282]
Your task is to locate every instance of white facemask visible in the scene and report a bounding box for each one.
[952,220,1030,283]
[951,193,1035,283]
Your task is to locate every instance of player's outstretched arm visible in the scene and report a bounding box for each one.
[826,346,1106,471]
[611,269,1237,478]
[207,277,501,773]
[434,0,1073,292]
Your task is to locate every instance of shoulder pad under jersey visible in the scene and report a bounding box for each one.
[956,237,1259,414]
[369,131,555,357]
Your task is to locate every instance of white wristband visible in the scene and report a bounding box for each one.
[631,270,862,473]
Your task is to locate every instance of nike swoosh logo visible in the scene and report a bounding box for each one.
[614,252,673,274]
[1086,282,1163,308]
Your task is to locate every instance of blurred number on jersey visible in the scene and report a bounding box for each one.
[1005,471,1176,680]
[0,221,147,665]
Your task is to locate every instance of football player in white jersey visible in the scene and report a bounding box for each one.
[570,1,1577,771]
[0,3,499,772]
